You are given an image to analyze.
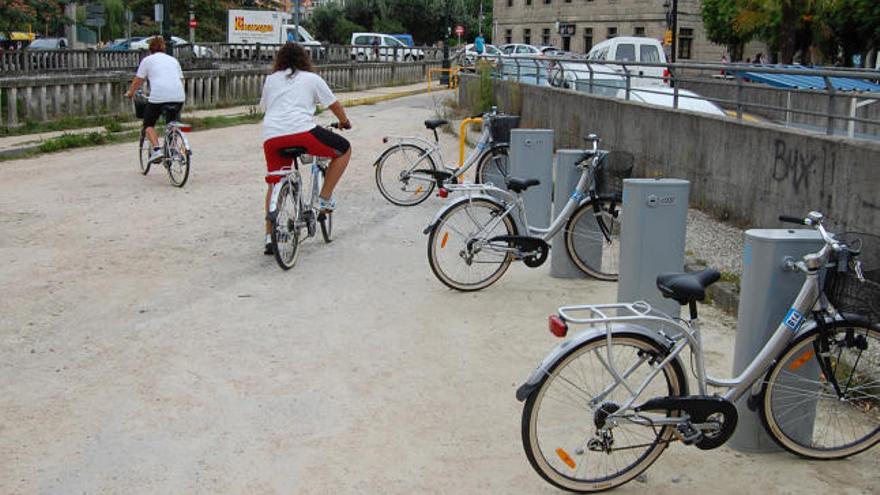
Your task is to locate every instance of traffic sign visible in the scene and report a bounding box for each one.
[663,29,673,45]
[189,19,198,29]
[154,3,164,23]
[454,25,465,37]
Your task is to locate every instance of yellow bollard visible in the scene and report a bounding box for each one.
[458,117,483,167]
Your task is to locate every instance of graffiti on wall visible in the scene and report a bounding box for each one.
[770,139,838,209]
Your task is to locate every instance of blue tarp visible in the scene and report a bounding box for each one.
[737,66,880,92]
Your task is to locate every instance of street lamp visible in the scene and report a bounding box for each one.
[441,0,450,85]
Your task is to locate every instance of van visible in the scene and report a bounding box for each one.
[351,32,424,62]
[587,37,667,86]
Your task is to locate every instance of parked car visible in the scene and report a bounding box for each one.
[616,87,727,116]
[104,37,146,51]
[28,37,68,50]
[351,32,424,62]
[392,34,414,47]
[456,43,503,65]
[131,36,214,58]
[501,43,541,57]
[548,61,627,97]
[587,36,667,86]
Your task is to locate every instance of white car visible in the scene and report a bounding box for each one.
[457,43,502,65]
[130,36,213,57]
[549,61,627,97]
[351,32,424,62]
[500,43,541,57]
[617,87,727,116]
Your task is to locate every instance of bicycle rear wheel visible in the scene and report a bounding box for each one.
[166,128,190,187]
[761,320,880,459]
[271,181,302,270]
[474,144,510,189]
[522,333,687,492]
[138,128,151,175]
[564,196,623,281]
[427,198,516,291]
[375,143,438,206]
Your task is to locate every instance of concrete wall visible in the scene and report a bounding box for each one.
[460,74,880,234]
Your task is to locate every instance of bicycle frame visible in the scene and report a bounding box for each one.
[268,156,328,223]
[382,121,497,182]
[440,151,599,246]
[162,122,191,161]
[549,258,828,426]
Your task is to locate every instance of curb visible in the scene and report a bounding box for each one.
[685,255,740,317]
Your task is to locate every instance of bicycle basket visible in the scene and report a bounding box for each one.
[133,93,148,119]
[488,115,520,143]
[824,232,880,323]
[594,151,635,197]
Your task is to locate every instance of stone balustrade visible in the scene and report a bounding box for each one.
[0,61,440,129]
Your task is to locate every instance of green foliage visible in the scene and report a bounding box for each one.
[701,0,749,60]
[478,63,494,112]
[38,131,112,153]
[373,17,405,36]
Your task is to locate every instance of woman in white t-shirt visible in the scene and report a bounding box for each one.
[259,42,352,255]
[125,37,185,164]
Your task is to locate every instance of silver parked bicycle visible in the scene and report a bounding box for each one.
[266,124,340,270]
[423,134,633,291]
[373,106,517,206]
[516,211,880,492]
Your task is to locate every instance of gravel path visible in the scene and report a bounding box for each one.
[687,208,746,275]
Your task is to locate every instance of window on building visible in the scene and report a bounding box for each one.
[565,0,572,3]
[526,0,531,5]
[678,28,694,59]
[544,0,551,4]
[634,26,645,36]
[507,0,513,6]
[607,27,617,39]
[542,28,550,46]
[524,28,531,45]
[505,29,512,45]
[583,27,593,53]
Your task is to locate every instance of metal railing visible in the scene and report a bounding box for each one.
[472,55,880,141]
[0,43,445,75]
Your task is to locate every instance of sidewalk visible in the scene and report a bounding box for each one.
[0,82,435,156]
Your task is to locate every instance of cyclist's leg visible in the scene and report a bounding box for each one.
[300,126,351,202]
[263,136,294,238]
[142,103,162,148]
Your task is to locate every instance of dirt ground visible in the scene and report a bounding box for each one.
[1,92,877,494]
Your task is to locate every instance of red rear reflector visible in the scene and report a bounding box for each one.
[662,69,671,86]
[179,125,192,133]
[438,188,449,198]
[549,315,568,338]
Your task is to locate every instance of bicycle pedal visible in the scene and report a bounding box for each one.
[676,423,703,445]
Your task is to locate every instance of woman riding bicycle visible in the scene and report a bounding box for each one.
[260,42,352,255]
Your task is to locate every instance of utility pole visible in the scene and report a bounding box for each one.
[478,1,483,36]
[163,0,172,55]
[441,0,450,85]
[189,0,195,44]
[294,0,301,42]
[670,0,678,63]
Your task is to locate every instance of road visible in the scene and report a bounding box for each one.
[1,91,877,494]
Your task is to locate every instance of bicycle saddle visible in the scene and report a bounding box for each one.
[423,119,449,130]
[278,147,308,159]
[656,269,721,305]
[506,177,540,193]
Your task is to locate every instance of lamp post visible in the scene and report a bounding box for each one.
[189,0,195,44]
[441,0,450,85]
[163,0,172,55]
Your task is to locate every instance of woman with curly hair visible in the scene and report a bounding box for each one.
[259,42,352,254]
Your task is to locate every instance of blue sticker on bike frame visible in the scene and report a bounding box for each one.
[783,308,804,332]
[571,191,585,202]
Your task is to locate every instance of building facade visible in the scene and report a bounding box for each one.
[492,0,724,62]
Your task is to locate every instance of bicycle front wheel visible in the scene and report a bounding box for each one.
[564,196,623,281]
[375,143,438,206]
[522,333,687,492]
[166,129,190,187]
[761,320,880,459]
[271,181,302,270]
[427,198,516,291]
[138,128,151,175]
[474,144,510,189]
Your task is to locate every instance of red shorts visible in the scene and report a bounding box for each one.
[263,127,351,184]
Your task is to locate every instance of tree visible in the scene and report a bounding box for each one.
[701,0,749,61]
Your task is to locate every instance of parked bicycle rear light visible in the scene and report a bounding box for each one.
[178,124,192,133]
[438,187,449,198]
[548,315,568,338]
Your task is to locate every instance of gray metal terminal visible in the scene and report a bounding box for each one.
[728,229,824,453]
[550,150,594,278]
[509,129,554,230]
[617,178,690,318]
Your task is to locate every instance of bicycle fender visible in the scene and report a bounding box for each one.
[268,181,285,213]
[515,324,681,402]
[422,194,504,235]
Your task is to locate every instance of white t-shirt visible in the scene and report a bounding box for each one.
[135,52,185,103]
[260,69,337,141]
